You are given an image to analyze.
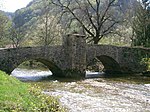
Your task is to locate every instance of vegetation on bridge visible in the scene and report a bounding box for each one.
[0,70,66,111]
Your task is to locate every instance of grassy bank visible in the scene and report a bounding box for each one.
[0,70,66,111]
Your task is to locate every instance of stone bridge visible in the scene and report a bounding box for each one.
[0,34,150,77]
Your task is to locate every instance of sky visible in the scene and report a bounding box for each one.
[0,0,32,12]
[0,0,149,12]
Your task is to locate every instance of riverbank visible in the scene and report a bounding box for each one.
[0,70,66,111]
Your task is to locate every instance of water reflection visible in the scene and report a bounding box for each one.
[86,71,105,78]
[12,69,106,81]
[11,68,52,81]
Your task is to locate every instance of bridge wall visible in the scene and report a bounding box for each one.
[86,45,121,73]
[61,34,86,77]
[0,34,150,77]
[118,47,150,73]
[0,46,67,76]
[87,45,150,73]
[0,34,87,78]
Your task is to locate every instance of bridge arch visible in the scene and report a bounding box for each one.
[10,58,63,77]
[87,55,121,74]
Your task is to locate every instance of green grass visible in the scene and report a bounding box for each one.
[0,71,66,112]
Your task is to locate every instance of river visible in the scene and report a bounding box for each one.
[11,68,150,112]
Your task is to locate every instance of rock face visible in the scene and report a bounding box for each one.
[0,34,150,77]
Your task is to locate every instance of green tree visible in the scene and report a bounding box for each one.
[132,1,150,47]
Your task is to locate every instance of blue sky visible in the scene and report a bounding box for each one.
[0,0,32,12]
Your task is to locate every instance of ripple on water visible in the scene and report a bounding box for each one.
[43,79,150,112]
[12,69,150,112]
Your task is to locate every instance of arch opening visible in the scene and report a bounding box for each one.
[87,58,104,72]
[86,55,121,78]
[96,55,121,74]
[11,59,62,81]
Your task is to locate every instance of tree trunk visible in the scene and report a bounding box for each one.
[93,35,100,44]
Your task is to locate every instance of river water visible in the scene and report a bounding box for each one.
[11,68,150,112]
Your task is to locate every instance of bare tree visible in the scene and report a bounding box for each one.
[9,27,24,48]
[0,11,13,47]
[52,0,121,44]
[37,0,63,46]
[0,12,9,40]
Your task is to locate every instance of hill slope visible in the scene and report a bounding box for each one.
[1,0,138,47]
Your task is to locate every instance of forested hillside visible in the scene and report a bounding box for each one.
[0,0,149,47]
[13,0,137,31]
[1,0,63,47]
